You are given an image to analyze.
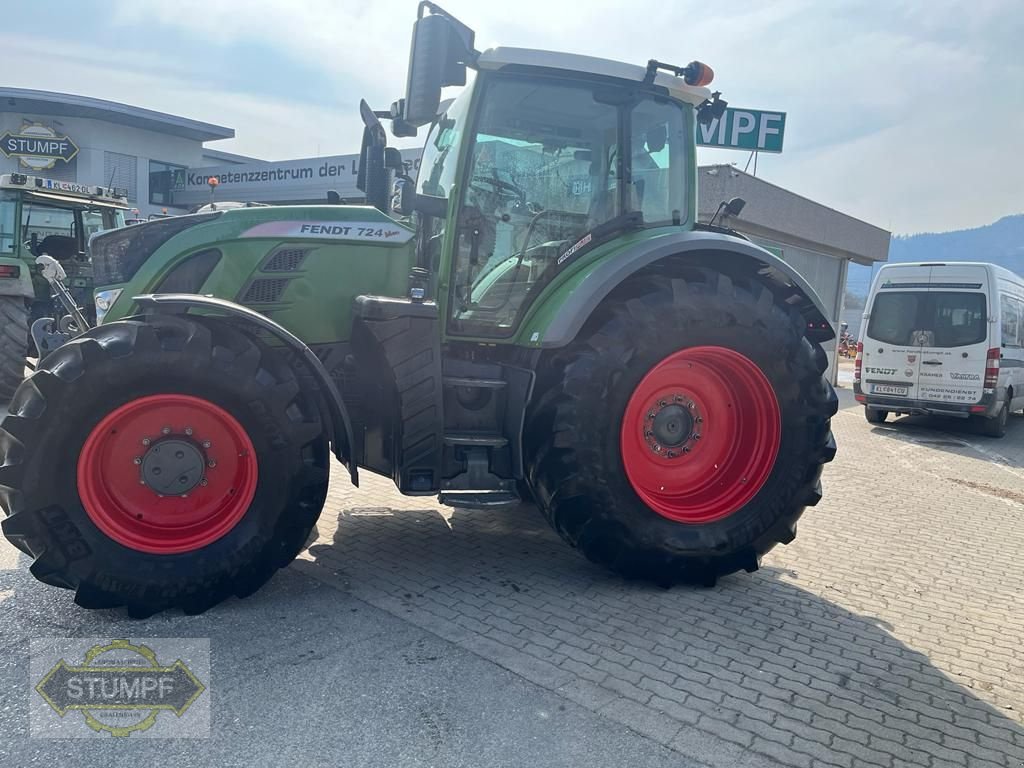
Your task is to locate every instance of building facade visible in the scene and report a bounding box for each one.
[0,88,234,218]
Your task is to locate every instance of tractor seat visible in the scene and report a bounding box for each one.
[38,235,79,261]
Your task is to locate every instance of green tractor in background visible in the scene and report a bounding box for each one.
[0,173,129,398]
[0,3,837,617]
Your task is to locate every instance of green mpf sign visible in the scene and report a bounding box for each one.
[697,109,786,153]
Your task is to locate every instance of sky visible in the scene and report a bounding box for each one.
[6,0,1022,235]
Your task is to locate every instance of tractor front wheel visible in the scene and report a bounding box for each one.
[0,315,329,616]
[0,296,29,400]
[525,266,838,586]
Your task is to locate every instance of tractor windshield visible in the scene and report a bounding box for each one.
[449,75,688,337]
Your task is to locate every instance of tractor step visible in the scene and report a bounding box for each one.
[443,433,508,448]
[443,376,507,389]
[438,491,520,509]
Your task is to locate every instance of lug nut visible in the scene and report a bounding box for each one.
[208,459,217,468]
[695,417,703,424]
[161,426,171,435]
[693,434,702,441]
[141,438,151,446]
[185,427,193,436]
[684,446,691,453]
[202,440,212,449]
[133,457,142,465]
[653,444,661,453]
[200,478,208,487]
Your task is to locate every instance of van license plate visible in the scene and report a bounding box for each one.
[871,384,908,396]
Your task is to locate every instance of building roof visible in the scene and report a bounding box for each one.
[477,48,712,106]
[697,164,890,265]
[201,148,262,165]
[0,87,234,142]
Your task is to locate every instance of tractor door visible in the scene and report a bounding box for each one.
[444,73,688,340]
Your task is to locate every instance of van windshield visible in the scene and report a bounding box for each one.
[867,291,987,347]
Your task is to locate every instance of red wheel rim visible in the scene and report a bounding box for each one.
[77,394,258,554]
[620,346,781,523]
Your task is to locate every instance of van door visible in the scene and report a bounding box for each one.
[915,290,988,405]
[862,289,924,400]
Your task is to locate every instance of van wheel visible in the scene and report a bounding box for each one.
[865,408,888,424]
[981,400,1008,438]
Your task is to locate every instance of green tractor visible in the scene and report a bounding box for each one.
[0,4,837,617]
[0,173,129,398]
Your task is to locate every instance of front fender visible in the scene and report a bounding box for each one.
[0,256,35,299]
[530,231,835,348]
[134,293,357,485]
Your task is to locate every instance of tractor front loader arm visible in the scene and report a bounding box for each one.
[134,293,358,485]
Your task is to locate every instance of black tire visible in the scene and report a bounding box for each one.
[865,408,888,424]
[524,265,837,586]
[0,296,29,400]
[980,399,1008,438]
[0,315,329,617]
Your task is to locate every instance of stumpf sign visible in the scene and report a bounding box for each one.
[697,108,786,153]
[0,123,79,171]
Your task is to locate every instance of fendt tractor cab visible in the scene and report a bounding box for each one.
[0,173,129,397]
[0,3,837,617]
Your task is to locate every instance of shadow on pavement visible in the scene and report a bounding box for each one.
[305,502,1024,767]
[866,412,1024,470]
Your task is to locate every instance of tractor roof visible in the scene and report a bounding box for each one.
[476,48,713,106]
[0,173,130,208]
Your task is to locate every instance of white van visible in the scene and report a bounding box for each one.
[854,262,1024,437]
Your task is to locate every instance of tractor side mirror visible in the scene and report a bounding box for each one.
[397,180,448,219]
[384,147,404,171]
[403,5,475,127]
[724,197,746,217]
[357,100,390,213]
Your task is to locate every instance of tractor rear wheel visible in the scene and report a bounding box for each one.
[524,266,837,586]
[0,315,329,616]
[0,296,29,400]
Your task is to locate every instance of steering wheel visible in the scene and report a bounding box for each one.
[470,175,526,208]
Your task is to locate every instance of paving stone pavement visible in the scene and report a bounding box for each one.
[298,388,1024,768]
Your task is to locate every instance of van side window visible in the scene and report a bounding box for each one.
[1003,295,1023,347]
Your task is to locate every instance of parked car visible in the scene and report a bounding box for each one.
[854,261,1024,437]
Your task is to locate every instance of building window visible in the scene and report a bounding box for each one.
[104,151,138,202]
[149,160,187,207]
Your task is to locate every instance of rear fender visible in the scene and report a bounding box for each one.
[535,231,835,348]
[0,256,35,299]
[133,293,357,485]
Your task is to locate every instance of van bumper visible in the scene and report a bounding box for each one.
[853,383,1004,419]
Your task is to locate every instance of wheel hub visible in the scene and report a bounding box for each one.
[620,346,781,523]
[140,438,206,496]
[643,397,702,457]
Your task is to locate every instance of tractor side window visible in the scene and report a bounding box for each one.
[415,86,473,271]
[82,210,107,239]
[449,78,621,337]
[630,99,686,225]
[0,197,15,253]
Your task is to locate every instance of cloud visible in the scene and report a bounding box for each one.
[11,0,1024,232]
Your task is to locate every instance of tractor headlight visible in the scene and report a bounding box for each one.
[94,288,123,325]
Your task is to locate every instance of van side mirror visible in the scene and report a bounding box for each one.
[403,4,475,127]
